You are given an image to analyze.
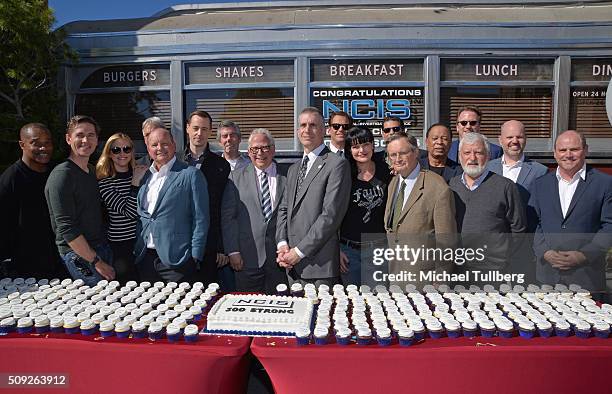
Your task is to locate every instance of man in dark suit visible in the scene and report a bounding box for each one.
[183,110,232,288]
[134,127,209,283]
[136,116,165,165]
[530,130,612,297]
[276,107,351,287]
[221,128,288,293]
[448,105,503,163]
[419,123,462,183]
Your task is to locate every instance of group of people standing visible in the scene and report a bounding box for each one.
[0,105,610,299]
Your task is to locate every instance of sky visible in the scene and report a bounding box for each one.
[49,0,213,28]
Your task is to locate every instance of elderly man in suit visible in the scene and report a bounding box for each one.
[419,123,463,183]
[384,132,457,289]
[448,106,503,163]
[276,107,351,287]
[221,128,289,293]
[530,130,612,298]
[134,127,209,283]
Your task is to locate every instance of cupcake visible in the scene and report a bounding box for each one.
[166,323,182,342]
[49,317,64,333]
[536,321,553,338]
[80,319,97,336]
[398,327,414,346]
[444,320,462,338]
[313,327,329,345]
[335,327,352,345]
[356,327,372,346]
[518,321,536,339]
[295,327,311,346]
[574,320,591,339]
[479,320,496,338]
[410,321,427,341]
[290,283,305,297]
[376,327,392,346]
[131,321,147,339]
[34,316,50,334]
[148,322,164,340]
[0,317,17,333]
[276,283,289,296]
[189,305,203,321]
[63,317,80,334]
[183,324,199,342]
[115,321,131,338]
[426,320,445,339]
[593,322,610,339]
[496,320,515,338]
[99,321,115,337]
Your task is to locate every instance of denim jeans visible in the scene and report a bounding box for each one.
[340,243,388,288]
[61,243,113,286]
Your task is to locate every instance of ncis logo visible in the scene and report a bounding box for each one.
[234,299,294,308]
[322,99,411,120]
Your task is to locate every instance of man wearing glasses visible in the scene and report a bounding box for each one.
[448,106,503,163]
[221,129,289,293]
[326,111,353,156]
[381,116,405,143]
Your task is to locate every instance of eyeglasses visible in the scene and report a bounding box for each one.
[457,120,479,127]
[382,126,402,134]
[249,145,273,154]
[331,123,351,131]
[111,146,133,155]
[387,151,413,161]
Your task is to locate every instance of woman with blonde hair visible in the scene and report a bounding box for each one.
[96,133,147,283]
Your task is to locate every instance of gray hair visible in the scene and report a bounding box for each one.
[142,116,165,131]
[459,132,490,157]
[217,120,241,140]
[248,128,275,146]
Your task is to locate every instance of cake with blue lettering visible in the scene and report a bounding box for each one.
[206,294,313,336]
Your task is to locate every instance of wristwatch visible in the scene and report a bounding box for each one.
[89,255,100,267]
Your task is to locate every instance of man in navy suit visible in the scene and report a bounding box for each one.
[135,127,210,283]
[530,130,612,297]
[448,105,503,163]
[419,123,462,183]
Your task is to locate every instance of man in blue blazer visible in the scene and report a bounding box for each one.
[530,130,612,297]
[134,127,210,283]
[448,105,503,163]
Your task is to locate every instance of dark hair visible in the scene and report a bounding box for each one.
[20,122,50,140]
[187,110,213,126]
[456,105,482,121]
[426,123,452,140]
[66,115,100,136]
[344,126,374,177]
[329,111,353,126]
[383,116,404,129]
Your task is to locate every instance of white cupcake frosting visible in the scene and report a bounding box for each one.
[184,324,199,336]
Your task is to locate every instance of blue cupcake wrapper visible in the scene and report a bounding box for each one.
[314,336,328,345]
[100,330,115,337]
[413,331,425,341]
[399,337,414,346]
[132,330,147,339]
[115,330,131,338]
[555,328,570,337]
[35,326,50,334]
[575,329,591,339]
[296,336,310,346]
[17,326,33,334]
[0,325,16,334]
[356,337,371,346]
[81,328,98,336]
[64,326,80,334]
[184,334,198,342]
[428,330,444,339]
[594,330,610,339]
[480,329,496,338]
[191,314,202,321]
[519,329,535,339]
[499,330,514,338]
[463,328,478,337]
[376,336,392,346]
[148,331,163,340]
[50,326,64,334]
[447,330,461,338]
[335,336,350,345]
[167,333,181,342]
[538,329,553,338]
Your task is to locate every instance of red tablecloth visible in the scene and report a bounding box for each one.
[0,332,251,394]
[251,335,612,394]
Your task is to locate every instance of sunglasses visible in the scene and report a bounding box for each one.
[331,123,351,131]
[382,126,402,134]
[457,120,479,127]
[111,146,133,155]
[249,145,272,154]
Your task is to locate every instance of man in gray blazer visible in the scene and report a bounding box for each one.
[276,107,351,286]
[221,128,289,293]
[134,127,210,283]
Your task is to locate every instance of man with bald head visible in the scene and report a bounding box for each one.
[530,130,612,298]
[0,123,65,278]
[134,127,210,283]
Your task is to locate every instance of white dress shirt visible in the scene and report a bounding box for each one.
[144,156,176,248]
[303,144,327,177]
[501,154,524,183]
[255,162,278,210]
[556,164,586,218]
[328,142,344,157]
[394,163,421,210]
[461,170,489,191]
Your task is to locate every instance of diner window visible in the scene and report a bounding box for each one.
[569,59,612,138]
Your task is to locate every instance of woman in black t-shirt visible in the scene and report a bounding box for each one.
[340,126,391,286]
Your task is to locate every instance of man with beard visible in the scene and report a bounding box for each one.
[449,132,526,278]
[419,123,462,183]
[0,123,66,278]
[217,120,250,171]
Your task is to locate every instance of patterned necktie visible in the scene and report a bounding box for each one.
[392,181,407,229]
[296,155,309,194]
[260,171,272,222]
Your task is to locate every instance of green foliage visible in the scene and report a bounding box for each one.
[0,0,77,168]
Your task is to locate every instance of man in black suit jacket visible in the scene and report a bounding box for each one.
[419,123,462,183]
[530,130,612,298]
[183,110,232,289]
[448,105,503,162]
